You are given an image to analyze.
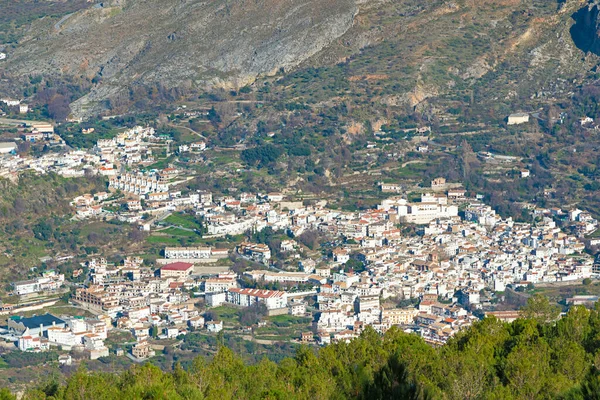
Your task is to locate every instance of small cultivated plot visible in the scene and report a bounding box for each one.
[45,304,96,319]
[250,315,313,341]
[206,151,241,166]
[209,305,241,324]
[0,301,94,325]
[146,226,206,245]
[585,229,600,238]
[146,155,176,170]
[268,314,312,327]
[253,327,303,342]
[524,281,600,304]
[146,235,181,245]
[164,213,202,230]
[104,330,136,349]
[161,227,198,237]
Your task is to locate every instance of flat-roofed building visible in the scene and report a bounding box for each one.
[165,247,212,259]
[8,314,66,337]
[507,113,529,125]
[0,142,17,154]
[227,288,287,310]
[381,307,419,326]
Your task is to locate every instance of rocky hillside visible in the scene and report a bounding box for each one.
[1,0,357,117]
[2,0,600,118]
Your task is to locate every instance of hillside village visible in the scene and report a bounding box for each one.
[0,124,205,183]
[4,0,600,396]
[1,169,597,362]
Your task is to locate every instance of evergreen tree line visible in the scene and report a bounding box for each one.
[6,297,600,399]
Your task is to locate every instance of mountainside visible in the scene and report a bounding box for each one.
[2,0,600,119]
[1,0,358,117]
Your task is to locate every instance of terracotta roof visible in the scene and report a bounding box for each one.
[161,262,194,271]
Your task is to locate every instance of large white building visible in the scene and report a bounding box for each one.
[397,194,458,224]
[227,288,287,310]
[12,273,64,295]
[159,262,194,278]
[109,172,170,195]
[244,270,311,284]
[206,217,256,236]
[165,247,212,259]
[204,274,238,293]
[47,327,80,347]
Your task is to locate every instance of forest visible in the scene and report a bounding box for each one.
[5,296,600,400]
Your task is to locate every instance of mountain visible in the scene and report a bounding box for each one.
[2,0,600,120]
[0,0,357,117]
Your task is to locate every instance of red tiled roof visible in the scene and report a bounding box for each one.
[161,262,193,271]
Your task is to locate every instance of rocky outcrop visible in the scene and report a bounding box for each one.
[4,0,357,117]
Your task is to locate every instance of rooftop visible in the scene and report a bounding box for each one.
[12,314,65,329]
[161,262,194,271]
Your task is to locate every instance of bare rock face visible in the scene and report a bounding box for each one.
[4,0,357,117]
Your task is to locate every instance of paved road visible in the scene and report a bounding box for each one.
[166,123,206,140]
[54,13,74,30]
[0,117,49,126]
[126,353,146,363]
[240,335,283,345]
[156,211,173,221]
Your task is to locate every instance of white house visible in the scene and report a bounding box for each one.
[18,336,49,352]
[188,316,205,329]
[206,320,223,333]
[507,113,529,125]
[267,192,284,202]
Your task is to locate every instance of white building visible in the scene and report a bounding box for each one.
[47,327,80,347]
[165,247,212,259]
[18,335,49,352]
[205,292,227,307]
[204,275,238,293]
[227,288,288,310]
[507,113,529,125]
[0,142,17,154]
[206,320,223,333]
[397,195,458,224]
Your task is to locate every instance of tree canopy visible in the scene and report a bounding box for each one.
[10,303,600,399]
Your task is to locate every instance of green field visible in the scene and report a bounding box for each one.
[269,314,312,326]
[146,236,181,245]
[210,305,240,324]
[164,213,201,230]
[161,227,198,237]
